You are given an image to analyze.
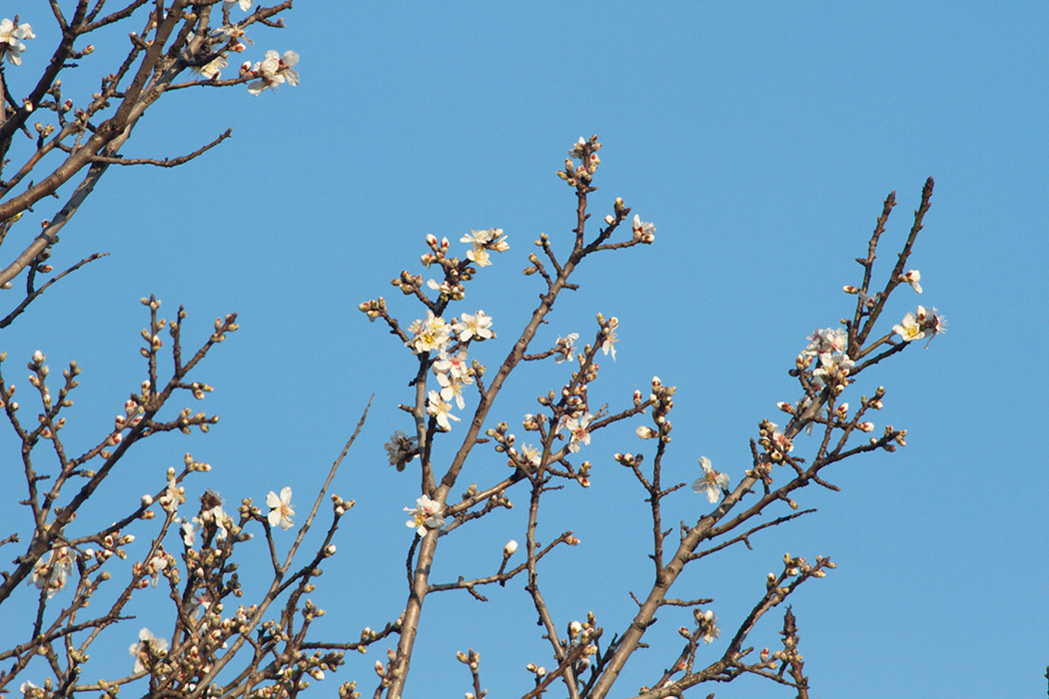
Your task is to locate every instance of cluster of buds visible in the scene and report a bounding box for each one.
[689,608,721,644]
[116,397,144,431]
[420,234,470,299]
[603,197,630,230]
[455,648,481,671]
[210,313,239,343]
[758,419,793,463]
[636,376,675,443]
[421,233,452,266]
[331,494,355,516]
[564,613,600,671]
[357,297,388,323]
[556,374,592,435]
[390,270,424,295]
[613,451,642,468]
[521,413,546,431]
[765,553,835,606]
[558,135,602,186]
[189,382,214,400]
[485,422,515,453]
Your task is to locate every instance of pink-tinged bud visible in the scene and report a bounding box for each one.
[858,421,875,432]
[678,626,691,639]
[760,647,770,661]
[776,401,794,413]
[842,285,858,294]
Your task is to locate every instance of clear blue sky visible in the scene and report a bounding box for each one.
[1,2,1046,697]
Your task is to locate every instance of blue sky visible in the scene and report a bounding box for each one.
[1,2,1046,697]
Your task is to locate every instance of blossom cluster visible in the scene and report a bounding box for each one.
[801,327,854,394]
[246,49,300,95]
[893,304,946,347]
[180,1,301,94]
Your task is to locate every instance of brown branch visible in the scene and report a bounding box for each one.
[88,128,231,167]
[0,252,108,329]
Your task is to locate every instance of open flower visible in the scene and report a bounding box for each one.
[561,413,593,452]
[247,49,300,95]
[767,422,795,454]
[461,228,509,252]
[433,349,472,383]
[404,495,445,536]
[19,681,43,698]
[0,18,35,66]
[30,546,75,598]
[554,333,579,363]
[129,628,169,674]
[519,444,542,468]
[812,352,855,387]
[266,487,295,530]
[923,308,948,347]
[696,610,720,644]
[803,327,848,357]
[144,548,169,587]
[195,54,228,79]
[385,430,419,471]
[408,311,452,354]
[631,214,656,243]
[600,318,619,361]
[893,309,927,343]
[427,390,460,430]
[180,518,198,547]
[453,310,494,341]
[437,373,467,410]
[692,457,730,504]
[900,269,922,294]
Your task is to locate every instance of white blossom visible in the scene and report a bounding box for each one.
[0,19,35,66]
[266,487,295,530]
[247,50,300,95]
[427,390,459,430]
[129,628,169,674]
[404,495,445,536]
[453,311,493,341]
[692,457,730,504]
